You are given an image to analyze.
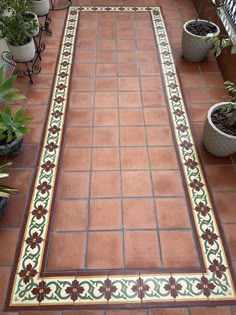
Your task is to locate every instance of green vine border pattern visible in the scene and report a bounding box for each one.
[8,6,236,309]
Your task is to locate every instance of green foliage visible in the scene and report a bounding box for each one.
[0,13,38,46]
[210,35,236,57]
[0,66,26,104]
[0,0,33,15]
[0,106,33,144]
[0,161,18,198]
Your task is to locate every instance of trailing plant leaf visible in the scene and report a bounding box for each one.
[0,66,25,104]
[0,162,18,198]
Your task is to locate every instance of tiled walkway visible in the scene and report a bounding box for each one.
[0,0,236,314]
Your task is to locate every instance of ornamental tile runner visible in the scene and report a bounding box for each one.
[5,6,236,311]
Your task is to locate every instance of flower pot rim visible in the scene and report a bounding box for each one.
[0,136,23,148]
[207,102,236,139]
[7,37,33,47]
[183,19,220,38]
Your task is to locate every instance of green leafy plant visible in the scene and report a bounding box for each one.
[210,35,236,130]
[0,106,33,144]
[0,0,34,16]
[0,13,38,46]
[0,66,26,104]
[0,161,18,198]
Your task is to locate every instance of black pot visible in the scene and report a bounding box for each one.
[0,137,24,156]
[0,198,7,219]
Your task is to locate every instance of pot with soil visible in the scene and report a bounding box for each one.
[182,19,220,62]
[203,102,236,157]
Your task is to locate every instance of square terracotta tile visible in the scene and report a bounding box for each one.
[95,92,117,108]
[120,147,149,169]
[87,232,123,269]
[144,108,169,125]
[68,109,93,126]
[146,126,173,146]
[89,199,121,230]
[25,89,50,105]
[77,40,97,51]
[123,198,156,229]
[93,127,119,146]
[53,200,88,231]
[90,171,120,197]
[116,20,132,29]
[95,77,117,91]
[203,72,224,86]
[70,92,94,108]
[155,198,191,228]
[119,92,142,107]
[98,29,115,40]
[72,77,94,91]
[117,28,135,39]
[138,50,158,62]
[149,147,179,169]
[160,230,199,268]
[118,64,138,76]
[117,39,136,50]
[57,172,89,198]
[117,51,137,63]
[119,108,144,126]
[180,72,204,87]
[122,171,152,197]
[65,127,92,147]
[118,77,140,91]
[149,309,188,315]
[96,51,116,63]
[139,63,160,75]
[120,127,146,146]
[77,50,96,62]
[97,40,116,50]
[124,231,160,268]
[152,170,185,197]
[184,87,209,103]
[79,29,97,39]
[94,109,118,126]
[214,192,236,223]
[73,63,95,76]
[62,148,91,171]
[96,64,117,76]
[47,232,86,270]
[92,148,119,170]
[0,229,19,265]
[205,165,236,191]
[140,76,162,91]
[142,91,165,107]
[136,39,156,51]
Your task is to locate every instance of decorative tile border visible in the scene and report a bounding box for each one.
[6,6,236,310]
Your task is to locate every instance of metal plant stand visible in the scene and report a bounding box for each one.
[1,28,45,84]
[39,13,52,36]
[50,0,72,11]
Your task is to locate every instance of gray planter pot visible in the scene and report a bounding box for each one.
[32,0,50,16]
[0,137,24,156]
[182,19,220,62]
[203,102,236,157]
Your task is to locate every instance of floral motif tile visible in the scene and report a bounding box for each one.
[5,6,236,311]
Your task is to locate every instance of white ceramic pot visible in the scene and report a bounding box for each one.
[182,19,220,62]
[24,11,40,36]
[32,0,50,16]
[7,38,35,63]
[203,102,236,157]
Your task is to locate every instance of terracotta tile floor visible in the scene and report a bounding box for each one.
[1,0,236,313]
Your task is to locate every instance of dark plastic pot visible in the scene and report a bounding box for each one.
[0,137,24,156]
[0,198,7,219]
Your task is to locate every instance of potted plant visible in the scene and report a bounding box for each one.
[0,161,18,218]
[0,10,38,62]
[32,0,50,16]
[182,0,220,62]
[0,105,33,156]
[203,38,236,157]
